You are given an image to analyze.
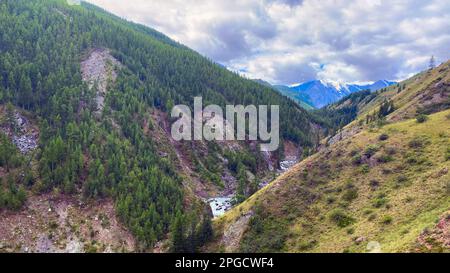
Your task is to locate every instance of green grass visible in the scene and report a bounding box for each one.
[210,109,450,253]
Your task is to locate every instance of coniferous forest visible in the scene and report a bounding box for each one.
[0,0,324,252]
[0,0,449,256]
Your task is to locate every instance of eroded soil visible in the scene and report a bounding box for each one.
[0,193,135,253]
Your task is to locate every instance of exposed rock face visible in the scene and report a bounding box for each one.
[221,211,254,252]
[0,110,38,154]
[12,113,38,154]
[416,212,450,252]
[81,48,122,112]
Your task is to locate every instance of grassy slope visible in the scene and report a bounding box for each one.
[203,45,449,255]
[309,110,450,252]
[354,61,450,124]
[210,109,450,253]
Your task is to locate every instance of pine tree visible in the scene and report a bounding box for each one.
[5,102,15,132]
[170,211,185,253]
[197,216,213,246]
[429,55,436,70]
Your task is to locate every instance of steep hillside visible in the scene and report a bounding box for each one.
[322,61,450,146]
[209,109,450,253]
[0,0,324,252]
[208,65,450,253]
[312,90,377,136]
[351,61,450,125]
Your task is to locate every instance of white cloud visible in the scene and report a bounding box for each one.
[85,0,450,84]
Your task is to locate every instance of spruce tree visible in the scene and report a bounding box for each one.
[170,212,185,253]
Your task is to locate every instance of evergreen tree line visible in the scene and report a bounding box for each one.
[0,0,323,250]
[312,90,377,134]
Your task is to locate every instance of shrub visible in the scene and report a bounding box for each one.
[23,171,35,187]
[368,214,377,221]
[349,149,360,157]
[438,132,447,138]
[364,145,379,158]
[302,169,308,179]
[352,155,362,165]
[342,189,358,202]
[445,147,450,161]
[376,118,389,128]
[405,153,430,166]
[379,134,389,141]
[370,180,380,189]
[397,175,408,183]
[373,194,388,208]
[360,164,370,174]
[345,181,355,189]
[49,221,58,230]
[240,210,288,252]
[381,215,393,225]
[408,136,429,149]
[0,177,27,211]
[326,196,336,204]
[329,209,355,228]
[385,146,397,155]
[377,154,394,163]
[416,114,428,123]
[405,154,418,164]
[364,209,374,215]
[84,243,98,253]
[408,140,420,149]
[249,215,264,234]
[297,240,317,251]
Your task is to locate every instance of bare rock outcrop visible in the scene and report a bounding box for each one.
[221,211,254,252]
[81,48,122,112]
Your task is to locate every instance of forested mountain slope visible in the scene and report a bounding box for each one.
[273,85,316,111]
[0,0,324,252]
[207,64,450,253]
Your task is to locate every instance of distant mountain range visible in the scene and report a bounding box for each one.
[273,80,396,109]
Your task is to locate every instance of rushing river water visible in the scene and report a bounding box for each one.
[208,196,233,218]
[208,159,298,218]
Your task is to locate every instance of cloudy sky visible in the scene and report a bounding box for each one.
[85,0,450,85]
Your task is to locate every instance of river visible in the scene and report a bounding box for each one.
[208,158,298,218]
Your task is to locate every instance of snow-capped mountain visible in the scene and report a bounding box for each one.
[358,80,397,92]
[278,80,396,109]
